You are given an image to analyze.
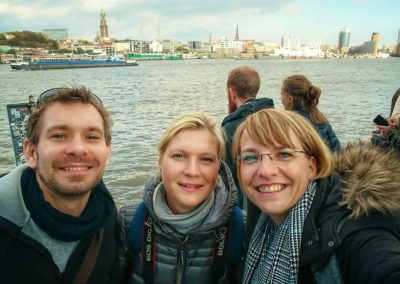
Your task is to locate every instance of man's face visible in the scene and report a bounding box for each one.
[24,102,111,204]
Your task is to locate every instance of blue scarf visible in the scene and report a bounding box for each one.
[21,167,116,242]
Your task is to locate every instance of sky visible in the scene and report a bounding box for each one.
[0,0,399,46]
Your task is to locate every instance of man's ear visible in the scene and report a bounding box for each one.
[228,87,236,101]
[23,139,38,169]
[105,144,112,166]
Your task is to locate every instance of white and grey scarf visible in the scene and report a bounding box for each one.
[153,182,215,234]
[242,181,317,284]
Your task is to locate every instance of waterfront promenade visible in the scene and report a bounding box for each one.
[1,58,399,206]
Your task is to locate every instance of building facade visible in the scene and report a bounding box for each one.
[396,29,400,55]
[338,27,350,52]
[371,32,379,54]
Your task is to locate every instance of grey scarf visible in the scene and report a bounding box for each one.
[153,182,215,234]
[242,181,317,284]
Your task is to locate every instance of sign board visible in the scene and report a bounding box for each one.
[6,103,34,166]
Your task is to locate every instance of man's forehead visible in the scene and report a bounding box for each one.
[38,102,104,131]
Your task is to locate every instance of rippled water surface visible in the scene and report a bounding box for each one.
[1,58,399,206]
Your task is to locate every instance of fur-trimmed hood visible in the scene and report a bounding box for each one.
[334,140,400,219]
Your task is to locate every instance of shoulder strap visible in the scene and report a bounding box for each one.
[0,216,21,236]
[128,202,146,250]
[128,203,155,283]
[212,206,245,280]
[227,207,245,265]
[72,227,104,284]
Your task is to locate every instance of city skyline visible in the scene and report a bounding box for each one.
[0,0,399,46]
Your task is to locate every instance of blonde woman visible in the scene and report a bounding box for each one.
[118,112,244,284]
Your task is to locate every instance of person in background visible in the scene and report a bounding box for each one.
[119,112,244,284]
[233,108,400,284]
[221,66,274,210]
[280,74,340,152]
[372,87,400,151]
[390,87,400,119]
[0,87,121,283]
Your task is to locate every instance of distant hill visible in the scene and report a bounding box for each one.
[0,31,58,50]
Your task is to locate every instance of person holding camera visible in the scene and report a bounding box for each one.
[372,88,400,151]
[233,109,400,284]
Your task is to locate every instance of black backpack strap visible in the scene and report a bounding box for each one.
[0,217,21,236]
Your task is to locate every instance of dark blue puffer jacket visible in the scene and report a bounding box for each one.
[296,110,341,152]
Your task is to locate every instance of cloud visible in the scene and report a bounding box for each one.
[0,0,398,45]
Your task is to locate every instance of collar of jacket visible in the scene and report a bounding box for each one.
[221,97,274,126]
[300,173,349,269]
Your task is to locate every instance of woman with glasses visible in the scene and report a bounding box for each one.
[117,112,244,284]
[232,108,400,284]
[280,74,341,152]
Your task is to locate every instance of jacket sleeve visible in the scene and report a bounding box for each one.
[337,222,400,283]
[326,124,341,152]
[387,128,400,151]
[108,205,137,283]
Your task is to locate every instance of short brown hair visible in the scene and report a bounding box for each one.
[227,66,260,100]
[26,86,112,145]
[232,108,334,180]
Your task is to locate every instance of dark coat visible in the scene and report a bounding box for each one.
[222,97,274,208]
[0,165,120,284]
[296,110,341,152]
[373,128,400,151]
[246,141,400,284]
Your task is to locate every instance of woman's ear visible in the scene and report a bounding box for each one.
[308,156,318,180]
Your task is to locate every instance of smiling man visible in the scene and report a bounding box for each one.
[0,86,120,284]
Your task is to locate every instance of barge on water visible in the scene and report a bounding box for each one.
[10,55,138,70]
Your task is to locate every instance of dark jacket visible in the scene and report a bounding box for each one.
[372,127,400,151]
[246,141,400,284]
[0,165,120,284]
[296,110,341,152]
[222,97,274,208]
[120,161,244,284]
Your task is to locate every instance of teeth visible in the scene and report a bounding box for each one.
[258,185,283,193]
[63,167,88,171]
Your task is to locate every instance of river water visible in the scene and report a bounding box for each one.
[1,58,399,206]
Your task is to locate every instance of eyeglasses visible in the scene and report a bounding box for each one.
[37,88,102,106]
[237,150,309,167]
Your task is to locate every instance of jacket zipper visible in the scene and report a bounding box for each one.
[176,235,189,284]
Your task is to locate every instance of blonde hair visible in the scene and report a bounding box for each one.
[232,108,334,179]
[158,112,226,164]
